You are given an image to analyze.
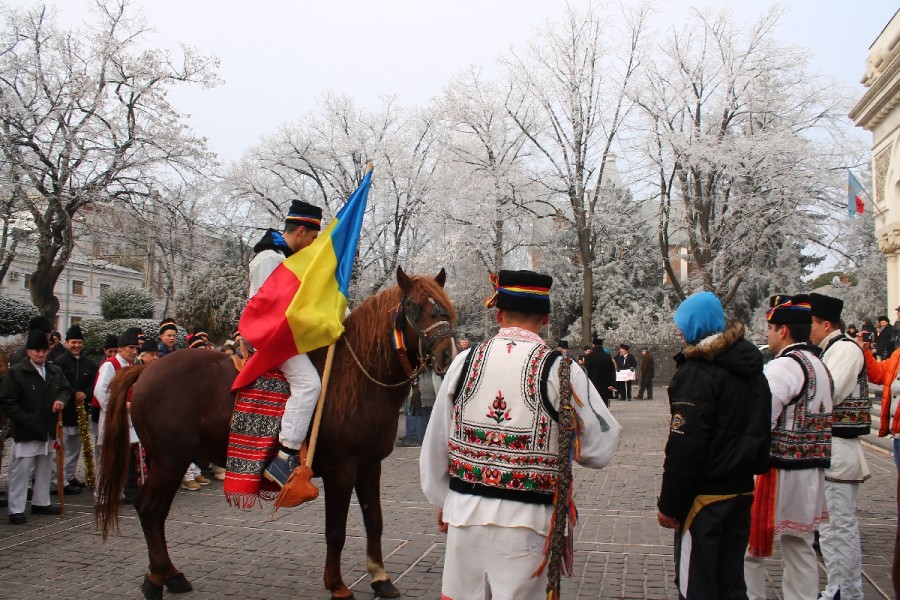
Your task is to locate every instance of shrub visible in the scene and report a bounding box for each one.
[176,266,248,342]
[100,286,155,320]
[78,318,188,355]
[0,294,40,335]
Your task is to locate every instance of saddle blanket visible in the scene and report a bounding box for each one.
[224,369,289,508]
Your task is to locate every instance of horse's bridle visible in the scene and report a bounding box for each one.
[342,292,455,389]
[392,294,454,377]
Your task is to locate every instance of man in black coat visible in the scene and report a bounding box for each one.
[52,325,97,493]
[0,330,71,524]
[876,315,896,360]
[614,344,637,400]
[658,291,771,599]
[584,337,616,406]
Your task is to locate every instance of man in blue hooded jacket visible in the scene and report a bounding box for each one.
[658,291,772,599]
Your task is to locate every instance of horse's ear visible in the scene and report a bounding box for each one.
[434,268,446,288]
[396,265,412,292]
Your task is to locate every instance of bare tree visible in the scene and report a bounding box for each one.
[632,8,849,305]
[502,2,649,344]
[0,1,219,317]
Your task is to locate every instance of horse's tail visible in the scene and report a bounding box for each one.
[95,364,147,541]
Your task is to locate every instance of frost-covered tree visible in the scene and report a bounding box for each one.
[633,7,849,305]
[100,286,154,320]
[502,2,650,344]
[175,265,248,341]
[0,294,39,335]
[223,95,441,301]
[0,1,219,318]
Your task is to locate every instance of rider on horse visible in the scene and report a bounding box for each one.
[248,199,323,487]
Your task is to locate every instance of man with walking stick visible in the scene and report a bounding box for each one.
[0,330,71,524]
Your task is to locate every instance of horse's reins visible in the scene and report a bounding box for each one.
[343,294,454,388]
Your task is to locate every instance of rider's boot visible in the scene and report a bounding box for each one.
[263,450,299,487]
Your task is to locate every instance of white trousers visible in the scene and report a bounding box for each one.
[744,533,818,600]
[819,481,863,599]
[90,420,101,475]
[9,453,51,514]
[50,427,81,484]
[184,463,201,481]
[278,353,321,450]
[443,525,548,600]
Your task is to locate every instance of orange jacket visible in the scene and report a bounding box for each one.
[863,348,900,437]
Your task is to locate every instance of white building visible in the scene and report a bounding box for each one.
[1,250,143,331]
[850,10,900,312]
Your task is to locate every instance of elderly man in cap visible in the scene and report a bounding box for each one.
[52,325,97,494]
[0,329,71,524]
[421,269,621,599]
[744,294,832,600]
[246,199,326,488]
[809,293,871,600]
[10,316,53,366]
[658,291,771,599]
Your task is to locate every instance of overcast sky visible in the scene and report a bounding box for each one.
[8,1,899,163]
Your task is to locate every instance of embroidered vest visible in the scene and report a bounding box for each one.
[91,356,123,409]
[448,336,561,505]
[822,336,871,438]
[770,346,833,470]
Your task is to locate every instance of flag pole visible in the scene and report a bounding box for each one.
[305,343,335,468]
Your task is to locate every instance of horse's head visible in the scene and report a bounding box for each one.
[396,266,457,376]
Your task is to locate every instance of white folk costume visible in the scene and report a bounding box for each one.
[248,200,323,487]
[744,298,833,600]
[94,348,135,446]
[811,293,870,600]
[420,269,621,600]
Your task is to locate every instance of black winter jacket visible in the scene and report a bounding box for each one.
[0,360,71,442]
[658,322,772,523]
[53,351,97,427]
[584,349,616,400]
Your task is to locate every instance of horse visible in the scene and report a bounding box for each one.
[95,267,457,600]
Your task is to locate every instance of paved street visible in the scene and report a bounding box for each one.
[0,391,895,599]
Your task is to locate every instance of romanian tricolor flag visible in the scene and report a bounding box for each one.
[848,171,865,217]
[232,167,373,391]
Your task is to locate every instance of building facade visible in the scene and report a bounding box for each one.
[850,10,900,312]
[0,251,143,331]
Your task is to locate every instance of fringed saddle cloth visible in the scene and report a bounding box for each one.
[223,369,289,508]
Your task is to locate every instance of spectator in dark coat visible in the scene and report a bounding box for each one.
[876,315,896,361]
[0,330,71,524]
[584,337,616,406]
[636,348,655,400]
[658,291,771,599]
[53,325,97,493]
[614,344,637,400]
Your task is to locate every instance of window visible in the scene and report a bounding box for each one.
[72,280,84,295]
[23,277,30,290]
[70,316,82,326]
[99,283,111,295]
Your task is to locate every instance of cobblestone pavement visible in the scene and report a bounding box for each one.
[0,390,895,599]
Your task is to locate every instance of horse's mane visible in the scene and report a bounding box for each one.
[333,275,456,418]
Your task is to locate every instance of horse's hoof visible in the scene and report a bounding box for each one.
[165,573,194,593]
[331,595,355,600]
[140,575,163,600]
[371,579,401,598]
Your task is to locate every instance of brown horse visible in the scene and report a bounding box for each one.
[96,267,456,600]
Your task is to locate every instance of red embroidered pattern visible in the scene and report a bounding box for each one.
[486,390,511,423]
